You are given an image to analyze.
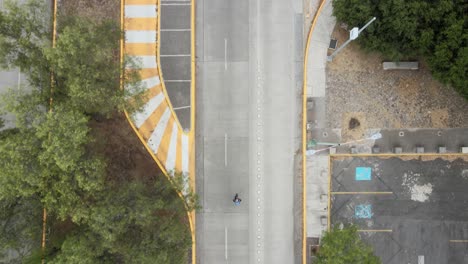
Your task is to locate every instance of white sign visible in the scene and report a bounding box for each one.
[350,27,359,40]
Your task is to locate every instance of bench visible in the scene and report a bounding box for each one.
[383,61,419,70]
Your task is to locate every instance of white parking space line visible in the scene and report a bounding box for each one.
[124,5,157,18]
[125,30,157,43]
[173,105,191,110]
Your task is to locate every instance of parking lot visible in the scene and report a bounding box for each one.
[330,155,468,263]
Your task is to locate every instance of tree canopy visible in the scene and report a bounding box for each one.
[332,0,468,99]
[316,225,381,264]
[0,0,194,263]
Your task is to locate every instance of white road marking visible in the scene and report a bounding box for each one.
[224,133,228,167]
[147,108,171,154]
[125,30,157,43]
[418,255,424,264]
[225,227,228,260]
[132,76,160,90]
[133,92,164,128]
[125,5,157,18]
[181,134,189,174]
[224,38,228,71]
[127,55,157,69]
[173,105,191,110]
[164,80,191,82]
[165,122,178,173]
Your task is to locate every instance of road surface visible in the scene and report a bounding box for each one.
[196,0,303,263]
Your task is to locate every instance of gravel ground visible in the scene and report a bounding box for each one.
[326,26,468,131]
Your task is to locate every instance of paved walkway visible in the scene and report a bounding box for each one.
[304,0,335,245]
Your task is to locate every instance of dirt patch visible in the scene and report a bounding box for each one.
[90,114,162,183]
[341,112,366,141]
[326,25,468,130]
[58,0,119,23]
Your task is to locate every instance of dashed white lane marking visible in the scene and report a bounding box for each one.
[224,133,228,167]
[125,5,157,18]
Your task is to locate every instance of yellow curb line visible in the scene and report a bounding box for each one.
[190,0,196,262]
[121,1,196,263]
[302,0,327,262]
[331,192,393,195]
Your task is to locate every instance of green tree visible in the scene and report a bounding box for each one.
[316,225,381,264]
[0,196,43,263]
[332,0,468,99]
[49,175,196,264]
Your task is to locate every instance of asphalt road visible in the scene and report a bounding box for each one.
[196,0,302,263]
[331,156,468,263]
[160,0,192,130]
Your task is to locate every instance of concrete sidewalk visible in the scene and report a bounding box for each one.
[306,0,335,98]
[304,0,335,250]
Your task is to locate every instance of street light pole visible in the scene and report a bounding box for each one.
[327,17,376,62]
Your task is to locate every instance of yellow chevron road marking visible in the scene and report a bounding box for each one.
[125,18,157,31]
[139,102,167,140]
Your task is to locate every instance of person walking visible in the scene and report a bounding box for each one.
[233,193,242,205]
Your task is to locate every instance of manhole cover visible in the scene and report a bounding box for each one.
[329,39,338,50]
[348,118,360,129]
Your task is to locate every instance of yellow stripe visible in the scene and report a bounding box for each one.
[175,132,182,173]
[139,68,159,80]
[126,68,159,80]
[125,43,157,56]
[189,0,197,262]
[125,18,157,31]
[331,192,393,195]
[139,102,167,140]
[157,117,175,165]
[125,0,157,5]
[449,240,468,243]
[144,84,163,101]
